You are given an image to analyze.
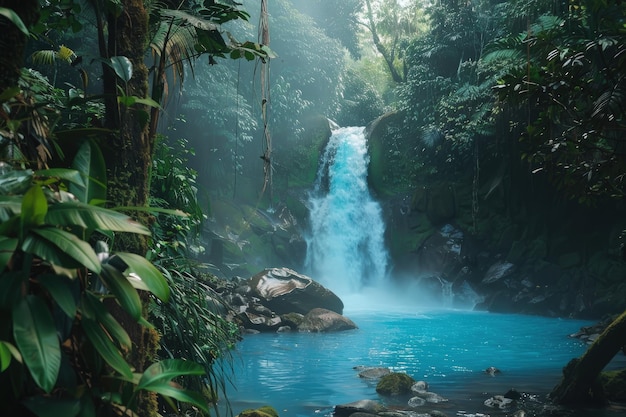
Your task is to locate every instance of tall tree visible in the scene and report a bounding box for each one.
[362,0,424,83]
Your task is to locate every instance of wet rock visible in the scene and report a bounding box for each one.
[482,261,515,284]
[411,391,448,404]
[249,267,344,315]
[504,389,521,400]
[297,308,357,332]
[237,406,279,417]
[407,396,425,407]
[358,367,392,379]
[280,312,305,328]
[484,395,513,409]
[484,366,501,376]
[334,399,386,417]
[376,372,416,396]
[411,381,429,392]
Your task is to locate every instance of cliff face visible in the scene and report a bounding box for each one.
[367,112,626,319]
[202,112,626,319]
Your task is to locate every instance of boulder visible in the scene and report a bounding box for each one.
[297,308,358,332]
[376,373,416,396]
[249,268,344,315]
[334,399,386,417]
[238,406,279,417]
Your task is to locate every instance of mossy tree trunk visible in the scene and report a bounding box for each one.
[100,0,159,415]
[550,310,626,404]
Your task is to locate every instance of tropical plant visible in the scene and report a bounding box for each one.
[493,0,626,200]
[0,142,212,416]
[149,135,206,263]
[147,134,242,417]
[149,268,240,416]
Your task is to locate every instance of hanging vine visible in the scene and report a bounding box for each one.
[258,0,273,205]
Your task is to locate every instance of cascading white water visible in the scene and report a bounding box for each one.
[305,126,388,296]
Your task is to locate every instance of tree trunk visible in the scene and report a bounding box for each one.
[550,310,626,404]
[0,0,39,91]
[101,0,158,415]
[363,0,404,83]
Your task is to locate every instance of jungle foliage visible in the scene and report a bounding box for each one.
[361,0,626,201]
[0,0,270,415]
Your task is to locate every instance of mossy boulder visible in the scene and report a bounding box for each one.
[601,369,626,401]
[238,406,279,417]
[375,372,416,396]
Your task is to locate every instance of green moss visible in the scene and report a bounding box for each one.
[375,372,416,396]
[238,406,279,417]
[601,369,626,401]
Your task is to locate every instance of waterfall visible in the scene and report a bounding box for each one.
[305,126,388,295]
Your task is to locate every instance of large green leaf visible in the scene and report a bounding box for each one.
[137,359,208,413]
[82,318,132,379]
[0,342,10,372]
[25,227,101,273]
[46,202,150,235]
[0,7,29,34]
[99,264,142,320]
[35,169,84,188]
[39,274,78,318]
[21,185,48,229]
[12,295,61,393]
[138,359,205,388]
[69,141,107,204]
[0,169,33,195]
[0,236,18,273]
[114,252,170,302]
[109,56,133,83]
[83,292,132,349]
[0,340,21,371]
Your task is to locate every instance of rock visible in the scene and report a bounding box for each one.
[379,411,430,417]
[249,267,344,315]
[244,311,282,329]
[407,396,426,407]
[411,381,429,392]
[334,399,386,417]
[358,367,392,379]
[483,395,513,409]
[504,389,521,400]
[276,326,291,332]
[485,366,501,376]
[298,308,358,332]
[412,391,448,404]
[428,412,448,417]
[482,261,515,284]
[280,312,305,328]
[376,372,416,396]
[237,406,279,417]
[425,183,456,224]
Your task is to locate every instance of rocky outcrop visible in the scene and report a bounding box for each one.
[213,268,355,333]
[249,268,344,315]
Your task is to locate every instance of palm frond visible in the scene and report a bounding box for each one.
[482,49,523,65]
[30,50,58,66]
[30,45,76,66]
[160,9,218,32]
[530,14,564,35]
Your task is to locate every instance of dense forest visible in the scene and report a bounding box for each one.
[0,0,625,415]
